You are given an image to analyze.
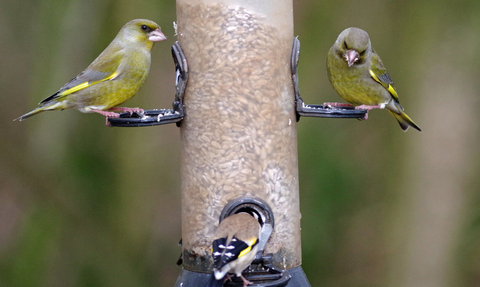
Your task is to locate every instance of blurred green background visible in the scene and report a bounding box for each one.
[1,0,480,286]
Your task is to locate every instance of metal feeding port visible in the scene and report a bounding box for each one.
[108,41,188,127]
[219,197,291,287]
[290,37,367,120]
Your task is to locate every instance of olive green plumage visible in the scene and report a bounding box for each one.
[16,19,166,121]
[327,27,421,132]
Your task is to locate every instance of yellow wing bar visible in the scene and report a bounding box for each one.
[59,71,119,97]
[369,69,398,100]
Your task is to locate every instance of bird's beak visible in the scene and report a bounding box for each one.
[344,49,359,67]
[148,29,167,42]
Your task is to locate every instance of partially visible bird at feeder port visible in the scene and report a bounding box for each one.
[15,19,166,126]
[207,212,261,287]
[326,27,422,132]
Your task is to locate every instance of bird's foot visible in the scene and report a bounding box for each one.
[90,109,120,126]
[240,275,253,287]
[323,102,354,109]
[109,107,145,116]
[360,111,369,120]
[354,104,384,120]
[90,109,120,118]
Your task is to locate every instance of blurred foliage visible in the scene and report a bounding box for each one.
[1,0,480,286]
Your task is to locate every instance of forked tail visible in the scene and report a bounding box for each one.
[388,110,422,132]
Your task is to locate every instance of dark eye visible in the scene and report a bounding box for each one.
[141,25,150,31]
[359,50,366,56]
[343,40,348,49]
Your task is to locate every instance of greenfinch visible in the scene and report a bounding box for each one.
[15,19,166,125]
[326,27,421,132]
[208,212,261,287]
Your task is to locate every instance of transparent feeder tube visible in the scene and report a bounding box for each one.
[176,0,300,272]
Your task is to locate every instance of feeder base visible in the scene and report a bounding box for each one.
[174,266,310,287]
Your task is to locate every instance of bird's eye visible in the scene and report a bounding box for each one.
[141,25,149,31]
[343,40,348,49]
[359,50,366,56]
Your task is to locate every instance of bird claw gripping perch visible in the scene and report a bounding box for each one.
[218,197,291,287]
[290,37,367,120]
[108,41,188,127]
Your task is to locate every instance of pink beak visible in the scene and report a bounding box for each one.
[148,29,167,42]
[344,49,359,67]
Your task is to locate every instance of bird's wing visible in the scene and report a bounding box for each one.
[369,51,400,103]
[212,236,258,269]
[39,48,125,105]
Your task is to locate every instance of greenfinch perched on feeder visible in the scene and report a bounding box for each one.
[15,19,166,125]
[208,212,261,287]
[326,27,421,132]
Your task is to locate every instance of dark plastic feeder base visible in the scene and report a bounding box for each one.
[174,266,310,287]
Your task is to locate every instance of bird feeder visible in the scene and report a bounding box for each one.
[175,0,306,285]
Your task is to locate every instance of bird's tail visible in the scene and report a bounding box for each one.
[388,110,422,132]
[14,106,49,121]
[14,100,66,121]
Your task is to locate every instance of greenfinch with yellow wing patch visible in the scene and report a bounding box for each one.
[326,27,421,132]
[15,19,166,125]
